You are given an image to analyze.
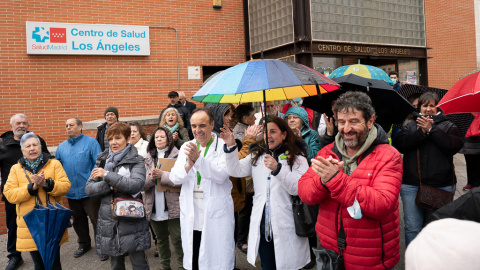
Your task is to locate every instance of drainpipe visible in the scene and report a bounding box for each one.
[150,26,180,92]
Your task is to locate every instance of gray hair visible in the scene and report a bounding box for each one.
[10,114,29,126]
[177,91,186,98]
[20,132,40,149]
[67,117,83,126]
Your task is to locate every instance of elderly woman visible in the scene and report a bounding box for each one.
[129,121,149,157]
[160,107,189,149]
[221,116,310,270]
[395,92,464,247]
[85,122,150,270]
[285,106,321,161]
[143,126,183,270]
[4,132,71,270]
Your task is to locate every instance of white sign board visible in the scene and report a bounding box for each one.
[188,66,201,80]
[26,21,150,56]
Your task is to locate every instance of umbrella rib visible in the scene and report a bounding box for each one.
[439,92,477,106]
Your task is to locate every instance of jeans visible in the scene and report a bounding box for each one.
[401,184,456,247]
[30,249,61,270]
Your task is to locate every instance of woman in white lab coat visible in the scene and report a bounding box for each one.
[221,116,310,270]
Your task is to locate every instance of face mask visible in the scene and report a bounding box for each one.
[347,188,362,219]
[391,78,397,84]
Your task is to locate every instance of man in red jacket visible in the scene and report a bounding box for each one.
[298,91,403,270]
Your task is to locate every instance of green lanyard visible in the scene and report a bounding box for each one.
[196,136,214,186]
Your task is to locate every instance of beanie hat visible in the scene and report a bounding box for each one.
[104,107,119,119]
[405,218,480,270]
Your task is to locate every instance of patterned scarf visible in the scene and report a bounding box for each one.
[164,123,179,134]
[105,144,132,172]
[24,154,44,174]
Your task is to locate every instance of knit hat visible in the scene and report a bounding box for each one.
[405,218,480,270]
[104,107,119,119]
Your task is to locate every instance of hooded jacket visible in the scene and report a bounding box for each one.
[85,146,151,256]
[4,153,71,251]
[394,110,464,187]
[205,103,231,134]
[298,124,403,270]
[285,106,322,160]
[0,131,49,202]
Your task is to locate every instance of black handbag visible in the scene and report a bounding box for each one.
[414,149,454,211]
[292,195,317,237]
[312,205,346,270]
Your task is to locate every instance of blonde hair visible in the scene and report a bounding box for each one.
[160,107,184,127]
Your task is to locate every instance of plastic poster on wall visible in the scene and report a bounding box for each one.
[26,21,150,56]
[406,71,417,85]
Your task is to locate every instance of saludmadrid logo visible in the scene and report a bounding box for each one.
[31,26,67,50]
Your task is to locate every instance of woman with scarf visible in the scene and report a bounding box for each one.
[395,92,464,247]
[221,116,310,270]
[143,126,184,270]
[4,132,71,270]
[159,107,189,149]
[85,122,150,270]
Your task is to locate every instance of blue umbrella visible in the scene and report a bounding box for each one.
[24,196,72,270]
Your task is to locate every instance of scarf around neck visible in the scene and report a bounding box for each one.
[105,144,132,172]
[24,153,44,174]
[335,125,377,176]
[164,123,179,134]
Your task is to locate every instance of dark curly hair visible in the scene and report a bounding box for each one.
[251,116,306,170]
[147,126,175,159]
[333,91,376,122]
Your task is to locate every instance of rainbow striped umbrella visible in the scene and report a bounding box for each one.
[329,64,393,85]
[192,59,340,103]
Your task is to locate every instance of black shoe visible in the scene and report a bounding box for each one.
[73,247,91,258]
[303,259,316,269]
[5,256,24,270]
[237,242,248,254]
[99,254,109,261]
[154,251,159,257]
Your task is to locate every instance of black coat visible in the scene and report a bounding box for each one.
[394,111,464,187]
[0,131,49,201]
[184,100,196,114]
[95,122,108,152]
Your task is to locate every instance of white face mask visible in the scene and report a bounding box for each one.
[347,188,362,219]
[391,78,397,84]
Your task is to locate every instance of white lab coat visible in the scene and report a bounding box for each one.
[170,135,235,270]
[225,147,310,270]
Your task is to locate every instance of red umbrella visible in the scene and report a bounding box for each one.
[438,71,480,114]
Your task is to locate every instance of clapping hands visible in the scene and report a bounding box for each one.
[311,155,344,185]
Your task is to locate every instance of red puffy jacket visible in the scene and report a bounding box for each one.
[298,129,402,270]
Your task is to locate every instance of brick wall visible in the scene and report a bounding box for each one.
[0,1,245,235]
[425,0,477,89]
[0,0,245,147]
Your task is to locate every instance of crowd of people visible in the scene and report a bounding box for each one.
[1,87,479,270]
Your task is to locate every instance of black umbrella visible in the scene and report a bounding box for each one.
[303,74,415,125]
[398,84,474,137]
[427,188,480,225]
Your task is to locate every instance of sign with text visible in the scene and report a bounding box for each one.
[26,21,150,56]
[312,41,426,58]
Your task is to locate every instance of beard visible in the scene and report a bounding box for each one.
[341,126,369,149]
[13,128,27,138]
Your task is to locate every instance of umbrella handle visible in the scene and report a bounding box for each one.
[263,89,269,154]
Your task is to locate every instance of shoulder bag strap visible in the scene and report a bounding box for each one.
[417,149,422,187]
[22,167,43,206]
[336,204,347,253]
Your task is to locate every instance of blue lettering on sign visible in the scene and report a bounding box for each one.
[121,30,146,38]
[96,40,141,53]
[72,41,93,50]
[71,28,104,37]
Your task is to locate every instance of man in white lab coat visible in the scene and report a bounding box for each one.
[170,107,235,270]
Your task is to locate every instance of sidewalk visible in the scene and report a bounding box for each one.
[0,154,470,270]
